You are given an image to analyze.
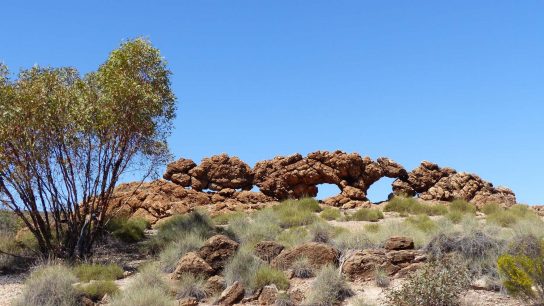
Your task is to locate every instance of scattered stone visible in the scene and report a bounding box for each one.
[254,241,285,262]
[198,235,239,272]
[205,275,226,295]
[258,285,279,305]
[384,236,414,251]
[172,252,214,278]
[215,281,244,306]
[272,242,339,270]
[178,297,199,306]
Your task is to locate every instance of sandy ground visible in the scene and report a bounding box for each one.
[0,274,25,306]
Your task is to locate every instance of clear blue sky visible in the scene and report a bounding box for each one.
[1,1,542,204]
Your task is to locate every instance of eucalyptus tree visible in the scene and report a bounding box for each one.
[0,38,176,258]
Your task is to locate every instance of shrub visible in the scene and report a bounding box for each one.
[481,203,501,215]
[159,232,205,273]
[320,207,341,221]
[273,199,319,228]
[224,248,263,291]
[384,196,446,216]
[446,210,464,224]
[333,230,373,251]
[276,227,310,247]
[404,214,437,233]
[254,265,290,290]
[77,280,119,301]
[106,217,149,243]
[506,234,542,258]
[275,292,294,306]
[228,209,282,245]
[14,264,79,306]
[364,223,381,233]
[487,205,538,228]
[374,268,390,287]
[305,265,353,306]
[449,199,476,214]
[386,258,470,306]
[110,263,175,306]
[348,208,384,222]
[148,211,216,252]
[498,251,544,304]
[176,273,208,301]
[212,211,245,225]
[73,263,124,282]
[0,210,19,233]
[425,230,505,280]
[308,222,345,244]
[291,257,314,278]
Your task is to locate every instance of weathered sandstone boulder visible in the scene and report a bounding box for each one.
[215,281,245,305]
[254,241,285,262]
[205,275,226,295]
[198,235,239,272]
[384,236,414,251]
[272,242,339,270]
[258,285,279,305]
[172,252,214,278]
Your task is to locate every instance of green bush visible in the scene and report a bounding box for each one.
[77,280,119,301]
[320,207,341,221]
[212,211,245,225]
[308,222,345,243]
[404,214,437,233]
[487,205,538,228]
[175,273,208,301]
[272,199,319,228]
[254,265,290,290]
[224,248,263,292]
[481,203,501,215]
[374,268,390,288]
[159,232,205,273]
[498,252,544,304]
[364,223,381,233]
[73,263,124,282]
[348,208,384,222]
[228,209,282,245]
[384,197,446,216]
[449,199,476,214]
[446,210,464,224]
[305,265,353,306]
[110,263,175,306]
[106,217,149,243]
[276,227,310,247]
[148,211,217,252]
[386,258,470,306]
[14,264,79,306]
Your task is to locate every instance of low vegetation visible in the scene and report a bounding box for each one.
[305,265,353,306]
[14,264,79,306]
[386,258,470,306]
[159,232,205,273]
[254,265,290,290]
[76,280,119,301]
[384,196,447,216]
[347,207,384,222]
[291,257,314,278]
[320,207,341,220]
[176,273,208,301]
[106,217,149,243]
[73,263,124,282]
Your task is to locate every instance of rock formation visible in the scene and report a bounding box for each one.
[108,151,516,223]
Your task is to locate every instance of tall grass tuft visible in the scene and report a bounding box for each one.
[305,265,353,306]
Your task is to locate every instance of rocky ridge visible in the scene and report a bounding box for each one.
[108,151,516,224]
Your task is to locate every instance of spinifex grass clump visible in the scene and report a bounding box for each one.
[73,263,124,282]
[384,196,446,216]
[347,208,384,222]
[306,265,353,306]
[272,198,321,228]
[106,217,149,243]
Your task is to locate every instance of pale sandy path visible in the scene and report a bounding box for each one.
[0,274,25,306]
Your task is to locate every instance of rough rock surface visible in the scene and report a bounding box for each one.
[393,161,516,208]
[205,275,226,295]
[108,151,517,223]
[341,248,425,281]
[198,235,239,272]
[272,242,339,270]
[258,285,279,305]
[384,236,414,251]
[172,252,214,278]
[254,241,285,262]
[215,281,245,306]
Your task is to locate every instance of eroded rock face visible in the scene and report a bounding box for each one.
[393,161,516,208]
[271,242,339,270]
[172,252,214,278]
[254,241,285,262]
[253,151,406,205]
[198,235,239,273]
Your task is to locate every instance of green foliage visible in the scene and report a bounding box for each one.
[106,217,149,243]
[110,263,175,306]
[481,203,501,215]
[384,197,446,216]
[374,268,390,288]
[308,222,345,243]
[224,248,263,292]
[73,263,124,282]
[0,38,176,257]
[14,264,79,306]
[446,210,464,224]
[254,265,290,290]
[159,232,205,273]
[487,204,538,228]
[228,209,282,245]
[320,207,341,221]
[272,198,319,228]
[386,258,470,306]
[76,280,119,301]
[404,214,437,233]
[276,227,310,247]
[175,273,208,301]
[148,211,216,253]
[498,242,544,304]
[306,265,353,306]
[364,223,381,233]
[212,211,245,225]
[348,208,384,222]
[449,199,476,214]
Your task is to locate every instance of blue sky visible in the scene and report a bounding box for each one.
[1,1,542,203]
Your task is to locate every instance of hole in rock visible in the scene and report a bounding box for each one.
[315,183,342,200]
[365,177,395,204]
